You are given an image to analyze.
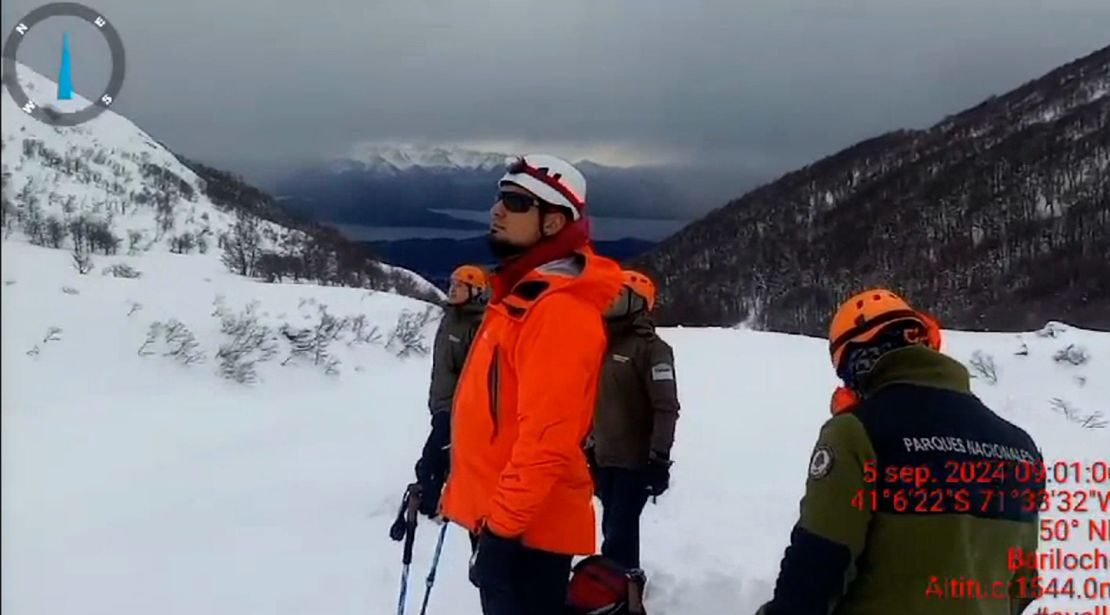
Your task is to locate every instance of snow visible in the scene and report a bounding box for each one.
[1,63,258,256]
[345,143,508,174]
[2,62,441,301]
[1034,192,1063,220]
[1040,107,1063,123]
[3,236,1107,614]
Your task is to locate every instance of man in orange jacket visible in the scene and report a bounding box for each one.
[439,154,624,615]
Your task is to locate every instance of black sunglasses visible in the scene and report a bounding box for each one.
[497,190,540,213]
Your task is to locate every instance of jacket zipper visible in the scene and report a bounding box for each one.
[487,345,500,441]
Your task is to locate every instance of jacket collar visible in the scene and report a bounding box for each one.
[443,300,486,319]
[858,345,972,397]
[491,247,622,321]
[605,311,654,337]
[489,218,591,304]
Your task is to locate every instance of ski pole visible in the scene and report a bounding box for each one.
[418,522,449,615]
[396,483,421,615]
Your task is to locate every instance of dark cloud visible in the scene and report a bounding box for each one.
[4,0,1108,178]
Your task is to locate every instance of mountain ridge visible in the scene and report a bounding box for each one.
[632,44,1110,335]
[342,143,509,175]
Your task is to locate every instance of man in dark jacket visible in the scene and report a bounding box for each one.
[588,268,681,571]
[413,263,488,518]
[757,288,1045,615]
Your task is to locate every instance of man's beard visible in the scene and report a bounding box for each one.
[487,233,529,260]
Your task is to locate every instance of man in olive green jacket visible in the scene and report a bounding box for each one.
[588,269,681,571]
[757,289,1044,615]
[414,264,488,518]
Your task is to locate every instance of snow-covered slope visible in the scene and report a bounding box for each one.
[1,63,441,301]
[2,63,271,255]
[3,237,1106,614]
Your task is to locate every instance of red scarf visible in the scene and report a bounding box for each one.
[490,217,591,304]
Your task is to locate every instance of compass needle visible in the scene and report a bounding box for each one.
[57,31,73,100]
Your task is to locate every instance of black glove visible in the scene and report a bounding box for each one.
[414,411,450,518]
[468,525,522,589]
[645,456,672,498]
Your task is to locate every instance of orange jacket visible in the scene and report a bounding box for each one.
[440,248,623,555]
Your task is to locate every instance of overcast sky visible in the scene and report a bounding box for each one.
[3,0,1108,181]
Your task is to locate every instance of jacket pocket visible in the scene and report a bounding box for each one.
[487,345,500,442]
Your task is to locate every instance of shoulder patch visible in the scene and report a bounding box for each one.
[808,445,835,480]
[650,362,675,381]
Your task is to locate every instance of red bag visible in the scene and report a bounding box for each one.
[566,555,638,614]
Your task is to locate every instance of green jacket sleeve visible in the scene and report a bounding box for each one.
[427,312,461,415]
[757,413,876,615]
[644,336,680,461]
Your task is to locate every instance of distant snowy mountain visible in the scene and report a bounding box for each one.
[1,63,441,302]
[345,143,507,175]
[272,145,696,229]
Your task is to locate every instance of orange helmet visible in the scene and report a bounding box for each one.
[451,264,489,288]
[622,269,656,311]
[828,288,941,371]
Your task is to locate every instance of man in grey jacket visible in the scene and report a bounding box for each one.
[587,269,681,570]
[415,263,489,518]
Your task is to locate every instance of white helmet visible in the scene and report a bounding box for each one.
[499,154,586,220]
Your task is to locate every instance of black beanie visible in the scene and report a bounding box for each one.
[838,320,926,388]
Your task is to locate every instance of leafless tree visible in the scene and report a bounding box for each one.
[72,247,93,274]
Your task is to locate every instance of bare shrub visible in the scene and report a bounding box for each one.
[72,247,93,274]
[128,230,144,255]
[1049,398,1106,430]
[347,314,382,346]
[213,297,278,384]
[103,263,142,278]
[968,351,998,384]
[43,326,62,343]
[138,319,206,365]
[387,306,435,358]
[1053,344,1089,366]
[279,304,350,374]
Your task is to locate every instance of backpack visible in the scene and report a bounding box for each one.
[566,555,647,615]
